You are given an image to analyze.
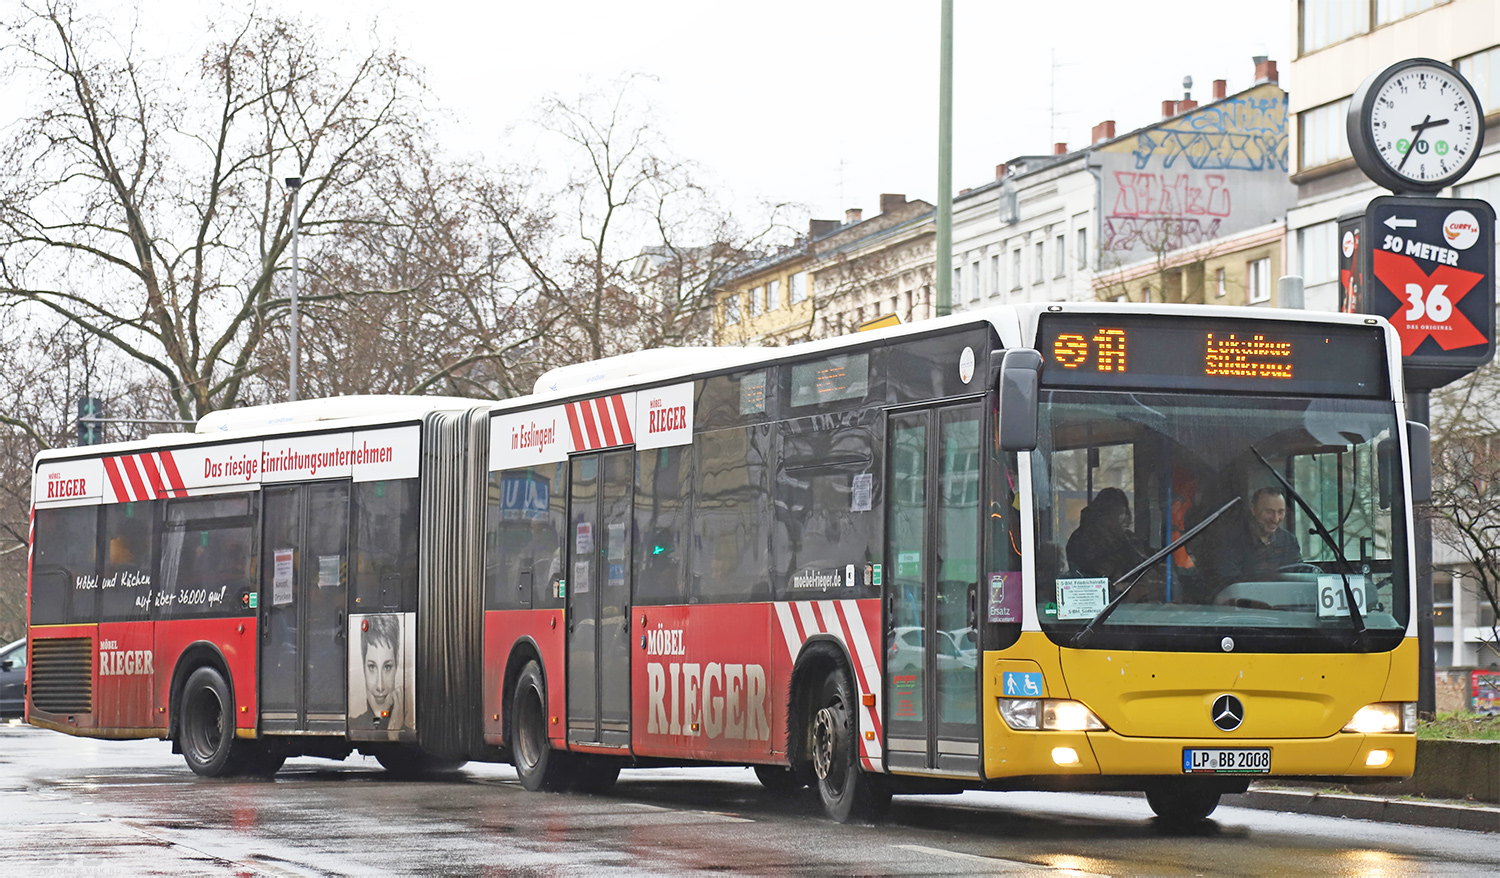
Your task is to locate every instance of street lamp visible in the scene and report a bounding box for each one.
[285,176,303,402]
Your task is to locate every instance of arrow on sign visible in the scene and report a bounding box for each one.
[1384,215,1417,230]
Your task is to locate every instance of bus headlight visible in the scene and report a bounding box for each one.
[998,698,1106,731]
[1342,702,1416,734]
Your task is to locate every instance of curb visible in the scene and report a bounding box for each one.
[1228,787,1500,833]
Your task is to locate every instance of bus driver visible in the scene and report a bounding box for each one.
[1211,487,1302,583]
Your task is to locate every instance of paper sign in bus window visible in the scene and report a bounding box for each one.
[318,555,341,588]
[1056,577,1109,620]
[273,549,294,605]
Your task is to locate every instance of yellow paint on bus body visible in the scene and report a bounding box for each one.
[980,633,1417,780]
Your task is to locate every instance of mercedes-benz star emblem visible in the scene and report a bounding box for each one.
[1211,694,1244,732]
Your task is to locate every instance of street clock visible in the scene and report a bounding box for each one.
[1347,58,1486,194]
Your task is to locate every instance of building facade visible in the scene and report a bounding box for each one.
[1287,0,1500,310]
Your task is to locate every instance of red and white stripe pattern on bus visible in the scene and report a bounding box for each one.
[102,451,188,503]
[564,394,635,451]
[772,599,884,772]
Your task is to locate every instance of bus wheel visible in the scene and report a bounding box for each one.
[753,765,803,795]
[239,746,285,778]
[1146,784,1222,823]
[179,666,240,777]
[810,667,890,823]
[511,661,574,792]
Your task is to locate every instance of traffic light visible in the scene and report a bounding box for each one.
[77,396,103,446]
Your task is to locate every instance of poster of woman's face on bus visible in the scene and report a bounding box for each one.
[348,612,415,737]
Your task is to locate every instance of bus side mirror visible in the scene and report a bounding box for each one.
[998,348,1043,452]
[1377,437,1395,509]
[1406,421,1431,505]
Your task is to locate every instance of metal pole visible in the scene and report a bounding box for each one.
[286,177,302,403]
[1408,388,1436,717]
[934,0,953,318]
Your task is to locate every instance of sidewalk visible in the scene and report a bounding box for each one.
[1228,785,1500,833]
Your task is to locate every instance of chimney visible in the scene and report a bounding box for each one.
[1177,99,1199,113]
[959,188,971,195]
[1092,120,1116,144]
[995,163,1008,180]
[845,208,863,224]
[1213,79,1227,100]
[1053,142,1068,155]
[1254,56,1278,84]
[809,219,839,239]
[1162,99,1177,118]
[879,193,906,215]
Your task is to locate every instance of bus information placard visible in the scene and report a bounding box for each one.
[1038,314,1389,397]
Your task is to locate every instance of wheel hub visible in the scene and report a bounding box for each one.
[812,704,842,782]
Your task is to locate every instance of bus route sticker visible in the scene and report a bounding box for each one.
[988,571,1021,623]
[851,472,873,512]
[272,549,294,605]
[1056,577,1109,620]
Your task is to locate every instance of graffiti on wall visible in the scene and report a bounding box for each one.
[1129,94,1289,172]
[1098,85,1294,258]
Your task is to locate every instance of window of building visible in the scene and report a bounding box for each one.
[789,271,808,304]
[1300,97,1353,170]
[1011,249,1022,290]
[724,296,740,325]
[1076,228,1088,270]
[970,260,981,301]
[1215,268,1227,298]
[1055,235,1066,278]
[953,266,962,303]
[904,288,914,316]
[990,254,1001,298]
[1247,257,1272,304]
[748,286,761,318]
[1377,0,1446,27]
[1458,46,1500,118]
[890,295,900,315]
[1455,176,1500,242]
[1297,220,1339,286]
[1302,0,1369,55]
[1034,241,1044,284]
[766,279,781,311]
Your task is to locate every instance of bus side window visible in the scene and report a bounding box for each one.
[100,501,157,622]
[773,412,879,601]
[31,505,99,625]
[351,478,419,612]
[695,425,773,603]
[159,494,257,618]
[634,446,691,605]
[485,465,565,611]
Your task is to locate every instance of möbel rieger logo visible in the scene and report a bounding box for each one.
[1444,210,1481,251]
[1342,230,1356,258]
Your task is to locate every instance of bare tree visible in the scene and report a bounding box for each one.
[0,2,431,420]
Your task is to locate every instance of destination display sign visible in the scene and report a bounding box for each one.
[1037,315,1389,397]
[1359,195,1495,390]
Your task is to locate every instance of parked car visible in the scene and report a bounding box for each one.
[0,638,24,719]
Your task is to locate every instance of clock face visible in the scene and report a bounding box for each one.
[1366,63,1482,187]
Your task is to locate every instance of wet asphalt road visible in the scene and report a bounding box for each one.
[2,723,1499,876]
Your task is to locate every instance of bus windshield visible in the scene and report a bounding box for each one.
[1030,390,1409,653]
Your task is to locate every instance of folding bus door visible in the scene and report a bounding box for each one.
[565,449,633,748]
[883,403,983,776]
[260,482,351,733]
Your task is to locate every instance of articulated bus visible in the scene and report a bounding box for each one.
[27,304,1422,823]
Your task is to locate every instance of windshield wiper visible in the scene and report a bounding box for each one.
[1072,496,1242,646]
[1249,445,1368,645]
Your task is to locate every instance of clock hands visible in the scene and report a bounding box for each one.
[1399,114,1449,172]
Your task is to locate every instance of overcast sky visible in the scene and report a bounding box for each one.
[127,1,1290,228]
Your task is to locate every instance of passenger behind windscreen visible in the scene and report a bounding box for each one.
[1066,487,1150,586]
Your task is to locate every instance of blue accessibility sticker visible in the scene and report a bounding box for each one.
[1002,671,1044,698]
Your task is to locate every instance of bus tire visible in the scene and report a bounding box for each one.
[810,666,890,823]
[511,661,574,792]
[238,745,285,778]
[1146,784,1222,823]
[179,666,241,777]
[753,765,803,794]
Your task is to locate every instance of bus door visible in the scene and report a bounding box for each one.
[883,403,983,776]
[565,449,633,748]
[260,482,350,733]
